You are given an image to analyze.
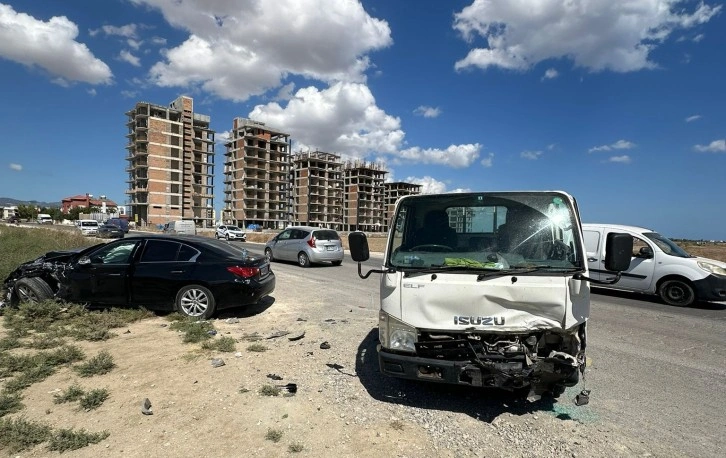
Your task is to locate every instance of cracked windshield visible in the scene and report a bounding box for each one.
[389,193,580,270]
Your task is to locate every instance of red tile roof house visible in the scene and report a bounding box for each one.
[61,194,118,213]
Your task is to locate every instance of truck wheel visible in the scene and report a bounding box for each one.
[175,284,216,319]
[658,279,695,307]
[15,277,54,304]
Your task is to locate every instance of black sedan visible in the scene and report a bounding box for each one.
[97,223,125,239]
[3,235,275,319]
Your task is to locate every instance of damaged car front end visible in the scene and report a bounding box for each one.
[2,245,98,307]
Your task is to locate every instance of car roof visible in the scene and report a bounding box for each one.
[582,223,655,234]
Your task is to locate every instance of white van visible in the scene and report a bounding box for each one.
[37,213,53,224]
[582,224,726,307]
[78,219,100,236]
[162,220,197,235]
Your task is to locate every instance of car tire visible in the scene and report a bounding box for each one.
[298,252,310,268]
[14,277,54,304]
[215,233,220,239]
[175,284,216,319]
[658,279,696,307]
[332,260,342,266]
[264,248,274,262]
[225,234,230,241]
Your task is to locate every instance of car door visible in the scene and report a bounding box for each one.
[271,229,294,261]
[131,239,199,309]
[582,229,603,282]
[68,239,140,305]
[608,231,656,292]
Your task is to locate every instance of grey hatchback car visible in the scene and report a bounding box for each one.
[264,226,344,267]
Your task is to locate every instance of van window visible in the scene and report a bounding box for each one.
[583,230,600,253]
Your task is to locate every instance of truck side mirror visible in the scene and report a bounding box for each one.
[348,231,370,262]
[604,233,633,272]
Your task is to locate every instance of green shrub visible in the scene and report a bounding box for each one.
[47,428,110,452]
[265,428,283,443]
[0,417,52,453]
[201,336,236,352]
[73,350,115,377]
[78,389,109,410]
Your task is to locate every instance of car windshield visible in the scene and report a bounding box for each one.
[227,226,241,231]
[387,192,582,271]
[81,221,98,227]
[643,232,692,258]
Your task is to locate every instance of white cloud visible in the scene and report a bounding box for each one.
[121,90,139,98]
[150,36,167,46]
[127,38,142,50]
[608,155,632,163]
[685,114,702,122]
[249,82,479,168]
[521,150,542,160]
[694,139,726,153]
[119,50,141,66]
[480,152,494,167]
[414,106,442,118]
[397,144,481,168]
[542,68,558,80]
[588,139,636,153]
[0,3,112,84]
[274,83,296,102]
[91,24,139,38]
[404,176,447,194]
[9,163,22,171]
[87,88,97,96]
[453,0,721,74]
[132,0,392,101]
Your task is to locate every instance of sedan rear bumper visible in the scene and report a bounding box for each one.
[215,272,275,310]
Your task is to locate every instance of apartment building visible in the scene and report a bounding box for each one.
[291,151,344,230]
[125,96,215,227]
[343,161,388,232]
[223,118,291,229]
[383,182,422,230]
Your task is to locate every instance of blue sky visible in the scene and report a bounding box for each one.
[0,0,724,240]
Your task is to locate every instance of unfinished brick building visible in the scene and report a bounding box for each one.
[223,118,291,229]
[125,96,215,227]
[291,151,344,230]
[383,182,423,230]
[343,161,388,232]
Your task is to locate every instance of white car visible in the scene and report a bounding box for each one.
[582,223,726,307]
[78,219,100,236]
[215,225,247,241]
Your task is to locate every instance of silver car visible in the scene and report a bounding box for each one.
[264,226,344,267]
[215,225,247,241]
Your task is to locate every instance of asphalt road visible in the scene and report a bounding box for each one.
[238,241,725,458]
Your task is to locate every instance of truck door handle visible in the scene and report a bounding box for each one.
[587,257,598,262]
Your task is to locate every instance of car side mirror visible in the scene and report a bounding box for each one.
[78,256,91,266]
[604,233,633,272]
[638,246,654,259]
[348,231,370,262]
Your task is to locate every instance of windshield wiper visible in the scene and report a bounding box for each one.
[476,266,581,281]
[401,265,500,277]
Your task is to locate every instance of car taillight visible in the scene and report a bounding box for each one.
[227,266,259,278]
[307,237,316,248]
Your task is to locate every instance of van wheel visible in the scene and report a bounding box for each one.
[658,279,696,307]
[298,252,310,268]
[176,285,216,319]
[15,277,54,304]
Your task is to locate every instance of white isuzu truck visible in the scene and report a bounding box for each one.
[349,191,632,402]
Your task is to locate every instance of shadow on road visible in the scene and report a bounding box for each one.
[218,295,276,318]
[354,328,584,424]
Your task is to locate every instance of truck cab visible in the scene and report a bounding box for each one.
[350,191,631,400]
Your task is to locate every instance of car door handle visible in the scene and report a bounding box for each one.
[108,273,122,277]
[587,257,598,262]
[170,270,185,274]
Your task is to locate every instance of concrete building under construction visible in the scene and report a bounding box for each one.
[222,118,291,229]
[384,182,423,230]
[343,160,388,232]
[125,96,215,227]
[291,151,344,230]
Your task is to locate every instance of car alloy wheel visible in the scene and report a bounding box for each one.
[298,252,310,267]
[264,248,274,262]
[14,277,54,304]
[176,284,216,318]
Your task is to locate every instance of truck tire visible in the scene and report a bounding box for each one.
[657,279,696,307]
[14,277,54,304]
